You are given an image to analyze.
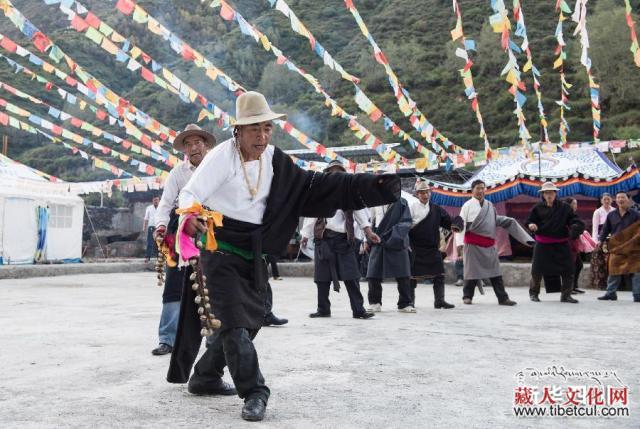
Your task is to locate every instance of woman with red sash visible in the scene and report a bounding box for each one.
[526,182,585,303]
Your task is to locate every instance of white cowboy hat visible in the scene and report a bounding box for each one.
[234,91,287,126]
[414,180,431,192]
[173,124,216,151]
[538,181,560,192]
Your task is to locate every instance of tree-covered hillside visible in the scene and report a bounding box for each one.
[0,0,639,180]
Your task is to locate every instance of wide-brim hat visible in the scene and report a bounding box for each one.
[414,180,431,192]
[234,91,287,126]
[538,181,560,192]
[173,124,216,151]
[324,160,346,172]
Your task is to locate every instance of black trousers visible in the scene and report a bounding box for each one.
[410,275,446,306]
[367,277,412,309]
[191,327,270,403]
[264,282,273,317]
[266,255,280,278]
[573,256,583,290]
[463,276,509,303]
[529,272,573,300]
[316,280,366,316]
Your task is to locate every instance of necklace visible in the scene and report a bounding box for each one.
[236,141,262,200]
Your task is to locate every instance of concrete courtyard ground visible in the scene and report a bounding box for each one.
[0,272,638,428]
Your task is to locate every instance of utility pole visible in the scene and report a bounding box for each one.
[2,135,7,156]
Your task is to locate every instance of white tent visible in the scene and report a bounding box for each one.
[0,154,84,264]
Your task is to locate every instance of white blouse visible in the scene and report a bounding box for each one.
[591,205,615,241]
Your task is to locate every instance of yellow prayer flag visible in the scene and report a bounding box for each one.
[505,70,518,86]
[205,67,218,81]
[553,57,563,69]
[450,26,463,41]
[523,59,532,72]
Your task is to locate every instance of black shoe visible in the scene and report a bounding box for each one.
[634,295,640,303]
[499,299,517,306]
[572,288,585,294]
[530,295,540,302]
[309,311,331,318]
[151,343,172,355]
[434,301,455,309]
[241,397,266,421]
[561,297,579,303]
[263,313,288,326]
[597,294,617,301]
[353,312,374,319]
[187,377,237,396]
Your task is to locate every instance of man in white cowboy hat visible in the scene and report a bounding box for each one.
[459,179,532,306]
[151,124,216,357]
[167,91,401,421]
[408,180,462,309]
[526,181,584,303]
[300,159,380,320]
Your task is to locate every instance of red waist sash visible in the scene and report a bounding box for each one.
[464,231,495,247]
[534,234,569,244]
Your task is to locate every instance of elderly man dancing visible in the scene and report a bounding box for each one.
[527,182,584,303]
[167,91,400,421]
[460,180,532,306]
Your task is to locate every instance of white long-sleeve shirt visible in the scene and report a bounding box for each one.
[300,209,371,239]
[591,205,615,241]
[178,138,274,225]
[459,198,484,233]
[155,161,197,228]
[410,200,430,226]
[370,204,392,228]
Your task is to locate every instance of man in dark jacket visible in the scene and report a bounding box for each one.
[168,92,400,422]
[366,192,414,313]
[409,181,461,309]
[527,182,585,303]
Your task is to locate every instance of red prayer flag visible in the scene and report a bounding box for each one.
[283,122,293,133]
[0,36,18,53]
[65,76,78,86]
[116,0,135,15]
[146,165,155,175]
[32,32,52,53]
[45,82,53,91]
[369,109,382,122]
[101,146,111,155]
[122,140,132,149]
[391,125,400,135]
[51,125,63,135]
[471,98,478,111]
[96,110,107,120]
[70,15,89,32]
[0,112,8,126]
[140,67,154,82]
[70,117,83,127]
[141,135,152,148]
[181,45,195,61]
[220,3,235,21]
[85,12,101,29]
[344,0,354,9]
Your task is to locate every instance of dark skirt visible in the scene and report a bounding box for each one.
[531,242,573,276]
[590,247,608,290]
[201,250,268,331]
[410,246,444,277]
[314,232,360,282]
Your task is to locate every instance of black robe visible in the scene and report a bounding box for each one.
[366,198,412,279]
[409,203,458,277]
[527,200,585,276]
[167,146,400,383]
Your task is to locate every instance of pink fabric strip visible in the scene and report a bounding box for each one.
[177,213,200,261]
